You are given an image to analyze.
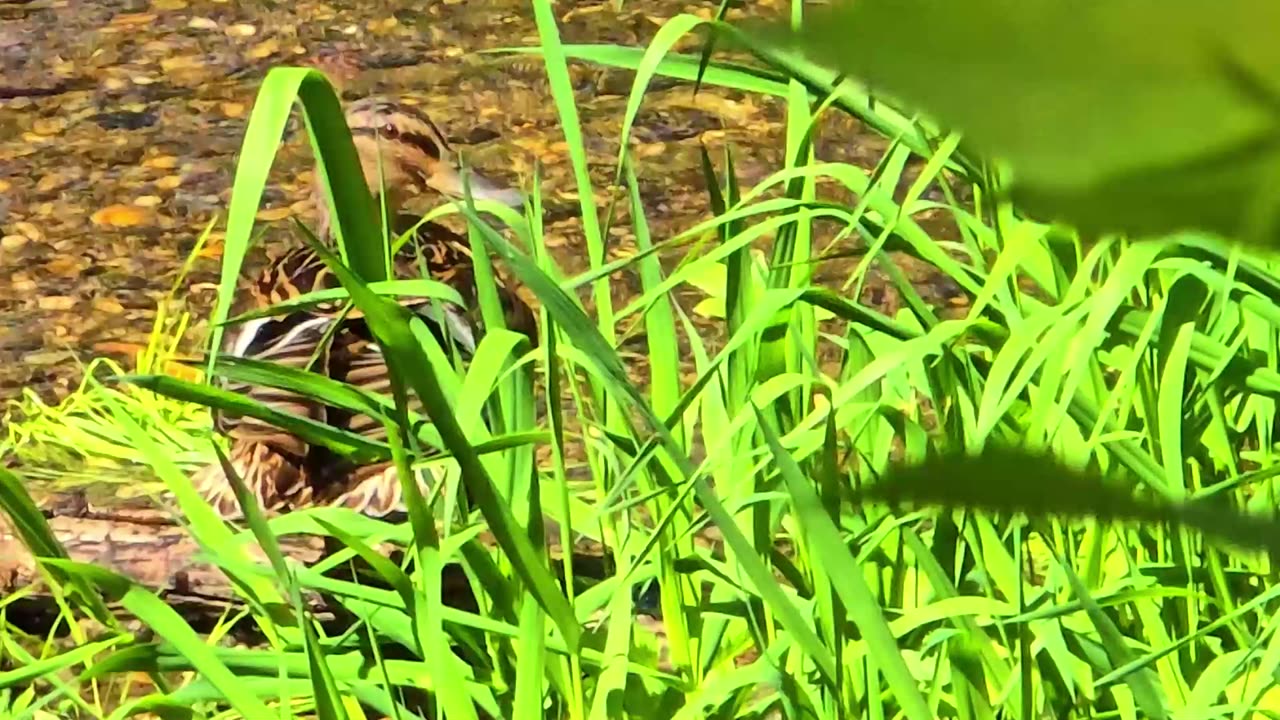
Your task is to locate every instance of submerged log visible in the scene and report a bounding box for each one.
[0,488,628,638]
[0,493,336,637]
[2,513,322,594]
[1,490,324,594]
[1,488,768,681]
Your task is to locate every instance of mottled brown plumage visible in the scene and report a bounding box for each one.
[192,93,536,521]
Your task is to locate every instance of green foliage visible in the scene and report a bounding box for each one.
[8,2,1280,719]
[756,0,1280,244]
[1,222,221,486]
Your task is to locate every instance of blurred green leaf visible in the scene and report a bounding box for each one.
[762,0,1280,241]
[862,447,1280,559]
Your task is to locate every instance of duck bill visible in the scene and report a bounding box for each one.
[427,164,525,208]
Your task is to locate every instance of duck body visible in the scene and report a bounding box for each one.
[193,96,534,521]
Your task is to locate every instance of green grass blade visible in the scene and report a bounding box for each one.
[531,0,612,344]
[210,66,386,380]
[298,230,580,654]
[458,202,838,682]
[64,562,276,717]
[0,468,115,626]
[755,404,934,720]
[117,373,391,462]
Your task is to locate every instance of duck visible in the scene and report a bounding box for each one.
[190,84,537,522]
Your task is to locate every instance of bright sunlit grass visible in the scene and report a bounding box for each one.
[6,2,1280,719]
[1,221,222,489]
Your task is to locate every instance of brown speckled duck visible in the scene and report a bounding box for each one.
[191,87,537,521]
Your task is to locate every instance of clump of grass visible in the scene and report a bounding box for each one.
[1,223,222,489]
[9,2,1280,719]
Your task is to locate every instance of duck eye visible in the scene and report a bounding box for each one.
[383,122,396,135]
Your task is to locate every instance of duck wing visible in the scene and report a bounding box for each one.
[308,216,542,518]
[192,245,351,518]
[198,214,538,520]
[390,213,539,349]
